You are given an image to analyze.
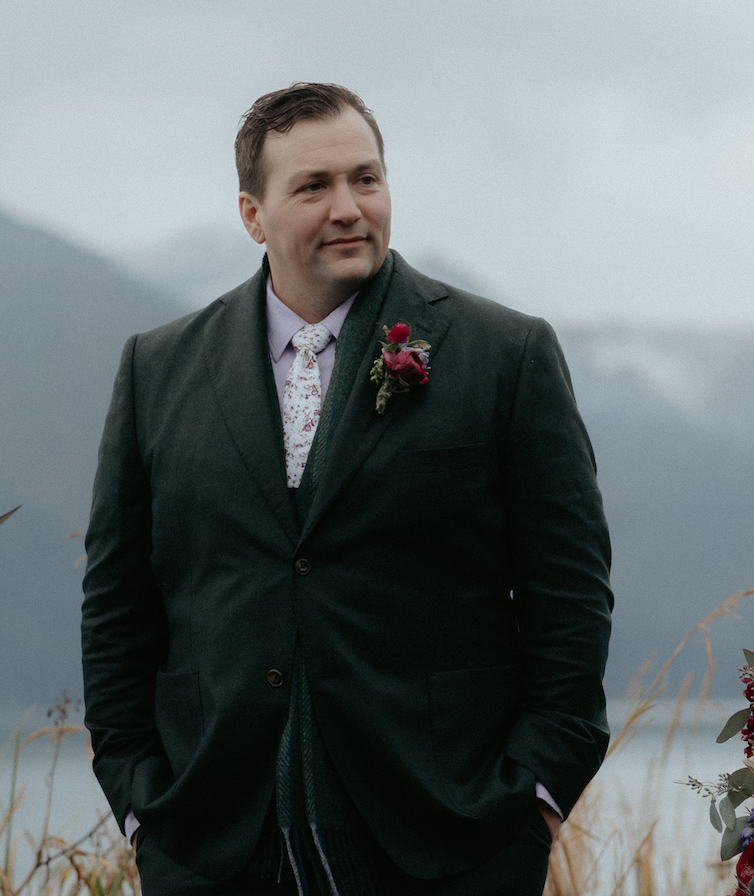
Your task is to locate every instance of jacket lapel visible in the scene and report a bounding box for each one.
[202,268,300,546]
[299,252,452,542]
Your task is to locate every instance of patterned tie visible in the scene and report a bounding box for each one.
[283,323,332,488]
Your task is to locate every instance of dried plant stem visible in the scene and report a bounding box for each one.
[609,587,754,761]
[608,821,658,896]
[3,723,23,884]
[544,587,754,896]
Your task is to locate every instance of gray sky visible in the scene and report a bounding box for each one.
[3,0,753,325]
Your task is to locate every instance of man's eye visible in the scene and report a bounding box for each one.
[303,182,322,192]
[359,175,376,185]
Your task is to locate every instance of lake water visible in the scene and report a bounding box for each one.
[595,699,747,894]
[0,698,750,895]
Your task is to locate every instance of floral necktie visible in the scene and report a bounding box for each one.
[283,323,332,488]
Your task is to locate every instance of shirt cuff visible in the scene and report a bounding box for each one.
[124,809,141,844]
[535,782,563,819]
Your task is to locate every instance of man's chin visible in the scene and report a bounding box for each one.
[320,253,385,293]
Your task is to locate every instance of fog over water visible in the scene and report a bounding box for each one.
[4,0,754,327]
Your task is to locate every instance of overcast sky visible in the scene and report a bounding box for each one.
[3,0,753,326]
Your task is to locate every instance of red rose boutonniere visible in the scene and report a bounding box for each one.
[369,321,430,414]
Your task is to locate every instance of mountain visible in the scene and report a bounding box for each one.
[118,226,265,307]
[2,209,753,714]
[560,326,754,695]
[1,211,185,715]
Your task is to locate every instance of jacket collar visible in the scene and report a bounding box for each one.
[299,251,452,542]
[201,266,300,545]
[201,250,453,546]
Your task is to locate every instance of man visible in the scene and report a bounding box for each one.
[82,83,612,896]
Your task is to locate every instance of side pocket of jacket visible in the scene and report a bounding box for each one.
[153,670,204,778]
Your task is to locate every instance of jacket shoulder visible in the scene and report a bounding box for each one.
[389,250,554,348]
[129,270,263,353]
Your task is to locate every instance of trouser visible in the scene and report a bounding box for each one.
[135,808,552,896]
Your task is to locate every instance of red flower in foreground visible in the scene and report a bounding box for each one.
[733,841,754,895]
[386,322,411,343]
[369,320,431,413]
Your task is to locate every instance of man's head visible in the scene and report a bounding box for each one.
[235,83,385,201]
[237,84,391,321]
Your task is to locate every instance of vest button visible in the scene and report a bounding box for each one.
[266,669,284,687]
[294,558,312,575]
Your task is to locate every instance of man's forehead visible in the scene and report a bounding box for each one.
[262,109,382,170]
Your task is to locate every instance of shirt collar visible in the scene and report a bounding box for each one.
[265,277,357,363]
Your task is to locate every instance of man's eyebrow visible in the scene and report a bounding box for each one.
[288,159,383,185]
[289,168,328,185]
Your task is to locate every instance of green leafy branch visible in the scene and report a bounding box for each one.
[683,648,754,860]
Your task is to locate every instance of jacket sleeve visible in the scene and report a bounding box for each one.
[81,334,166,830]
[500,317,613,818]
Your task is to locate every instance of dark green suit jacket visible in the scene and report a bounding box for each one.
[81,250,612,880]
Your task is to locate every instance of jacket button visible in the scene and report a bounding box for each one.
[294,558,311,575]
[267,669,284,688]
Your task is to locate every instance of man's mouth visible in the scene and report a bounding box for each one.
[324,236,366,246]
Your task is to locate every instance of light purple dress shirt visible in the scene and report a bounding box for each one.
[265,278,356,414]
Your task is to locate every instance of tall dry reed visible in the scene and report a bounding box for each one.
[545,587,754,896]
[0,695,139,896]
[1,533,752,895]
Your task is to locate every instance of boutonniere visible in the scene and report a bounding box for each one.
[369,321,430,414]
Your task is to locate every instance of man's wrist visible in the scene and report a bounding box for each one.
[537,800,562,841]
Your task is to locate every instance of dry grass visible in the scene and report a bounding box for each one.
[0,696,139,896]
[2,589,753,894]
[544,587,754,896]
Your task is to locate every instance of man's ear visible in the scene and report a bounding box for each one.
[239,192,266,245]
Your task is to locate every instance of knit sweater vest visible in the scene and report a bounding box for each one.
[252,254,395,896]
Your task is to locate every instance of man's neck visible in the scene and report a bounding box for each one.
[267,275,362,324]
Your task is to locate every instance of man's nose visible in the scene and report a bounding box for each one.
[329,184,362,224]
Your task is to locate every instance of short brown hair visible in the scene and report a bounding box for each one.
[235,83,385,199]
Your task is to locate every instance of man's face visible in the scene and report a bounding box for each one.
[239,107,391,316]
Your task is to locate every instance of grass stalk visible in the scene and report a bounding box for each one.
[1,589,752,894]
[544,586,754,896]
[2,723,23,893]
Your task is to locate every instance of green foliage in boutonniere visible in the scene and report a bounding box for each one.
[369,321,430,414]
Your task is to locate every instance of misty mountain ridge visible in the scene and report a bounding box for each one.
[3,206,753,711]
[118,224,754,442]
